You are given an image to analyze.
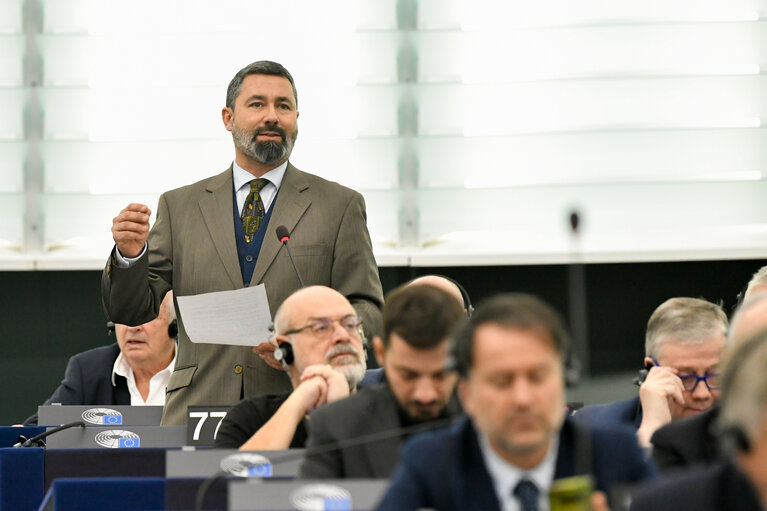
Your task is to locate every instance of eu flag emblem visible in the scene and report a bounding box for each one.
[118,437,140,448]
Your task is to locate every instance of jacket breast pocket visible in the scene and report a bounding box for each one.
[166,365,197,393]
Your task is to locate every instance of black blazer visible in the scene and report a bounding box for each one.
[630,461,762,511]
[650,406,722,473]
[24,343,130,425]
[376,415,656,511]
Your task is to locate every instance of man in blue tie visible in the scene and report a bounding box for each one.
[376,294,655,511]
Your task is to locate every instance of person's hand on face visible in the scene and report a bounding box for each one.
[300,364,351,405]
[289,373,329,415]
[637,365,685,445]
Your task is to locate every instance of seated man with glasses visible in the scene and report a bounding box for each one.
[650,289,767,472]
[214,286,367,449]
[574,297,727,448]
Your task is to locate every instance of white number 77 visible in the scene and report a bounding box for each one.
[190,411,229,441]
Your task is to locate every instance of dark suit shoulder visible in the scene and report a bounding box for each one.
[572,395,643,429]
[562,417,657,493]
[70,343,122,366]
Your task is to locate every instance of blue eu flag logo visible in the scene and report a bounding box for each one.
[324,497,351,511]
[118,437,140,448]
[104,415,122,425]
[248,463,273,477]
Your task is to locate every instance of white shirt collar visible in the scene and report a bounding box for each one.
[478,429,560,511]
[112,346,176,406]
[232,160,287,193]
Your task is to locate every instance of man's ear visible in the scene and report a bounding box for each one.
[643,356,655,369]
[373,336,385,367]
[222,107,233,131]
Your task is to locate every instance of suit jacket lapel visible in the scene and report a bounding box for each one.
[361,387,404,477]
[250,163,311,286]
[198,167,242,288]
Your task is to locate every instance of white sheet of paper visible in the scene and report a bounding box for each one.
[176,285,272,346]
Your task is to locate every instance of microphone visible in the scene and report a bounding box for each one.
[13,420,86,448]
[566,209,587,387]
[275,225,305,288]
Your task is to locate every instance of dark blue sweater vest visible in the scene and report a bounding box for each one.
[233,191,275,286]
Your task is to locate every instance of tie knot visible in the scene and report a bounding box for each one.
[250,178,269,193]
[513,479,539,511]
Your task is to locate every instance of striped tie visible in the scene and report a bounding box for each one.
[241,178,269,243]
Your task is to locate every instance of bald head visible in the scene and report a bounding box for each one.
[408,275,465,313]
[272,286,366,389]
[729,292,767,346]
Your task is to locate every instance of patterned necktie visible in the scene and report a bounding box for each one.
[513,479,540,511]
[241,178,269,244]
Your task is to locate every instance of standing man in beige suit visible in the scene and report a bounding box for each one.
[102,60,384,425]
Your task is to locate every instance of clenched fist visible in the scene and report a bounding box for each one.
[112,203,151,258]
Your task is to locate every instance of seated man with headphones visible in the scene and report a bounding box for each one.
[650,290,767,472]
[630,328,767,511]
[214,285,368,450]
[24,291,177,425]
[573,297,728,447]
[299,282,466,479]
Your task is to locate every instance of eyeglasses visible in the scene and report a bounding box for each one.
[649,356,721,392]
[283,315,363,339]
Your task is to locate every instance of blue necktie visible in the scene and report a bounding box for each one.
[513,479,540,511]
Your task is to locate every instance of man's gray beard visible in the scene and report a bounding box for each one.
[232,127,297,166]
[326,344,367,390]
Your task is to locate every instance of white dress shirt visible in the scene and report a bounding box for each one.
[478,432,559,511]
[112,349,177,406]
[232,160,286,216]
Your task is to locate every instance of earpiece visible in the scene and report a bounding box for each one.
[274,342,294,365]
[632,360,655,387]
[168,319,178,339]
[106,321,115,336]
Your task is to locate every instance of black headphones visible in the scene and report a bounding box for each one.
[717,332,767,453]
[423,274,474,317]
[274,341,294,365]
[106,319,179,339]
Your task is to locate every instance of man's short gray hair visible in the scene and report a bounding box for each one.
[645,297,728,358]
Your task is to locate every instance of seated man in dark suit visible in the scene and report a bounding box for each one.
[630,329,767,511]
[24,291,176,425]
[300,282,465,478]
[651,289,767,472]
[214,285,368,449]
[376,294,655,511]
[574,297,727,447]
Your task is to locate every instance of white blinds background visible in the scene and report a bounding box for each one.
[1,0,766,269]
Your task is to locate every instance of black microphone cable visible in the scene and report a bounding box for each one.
[275,225,305,288]
[13,421,86,448]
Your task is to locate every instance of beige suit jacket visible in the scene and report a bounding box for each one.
[102,163,384,425]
